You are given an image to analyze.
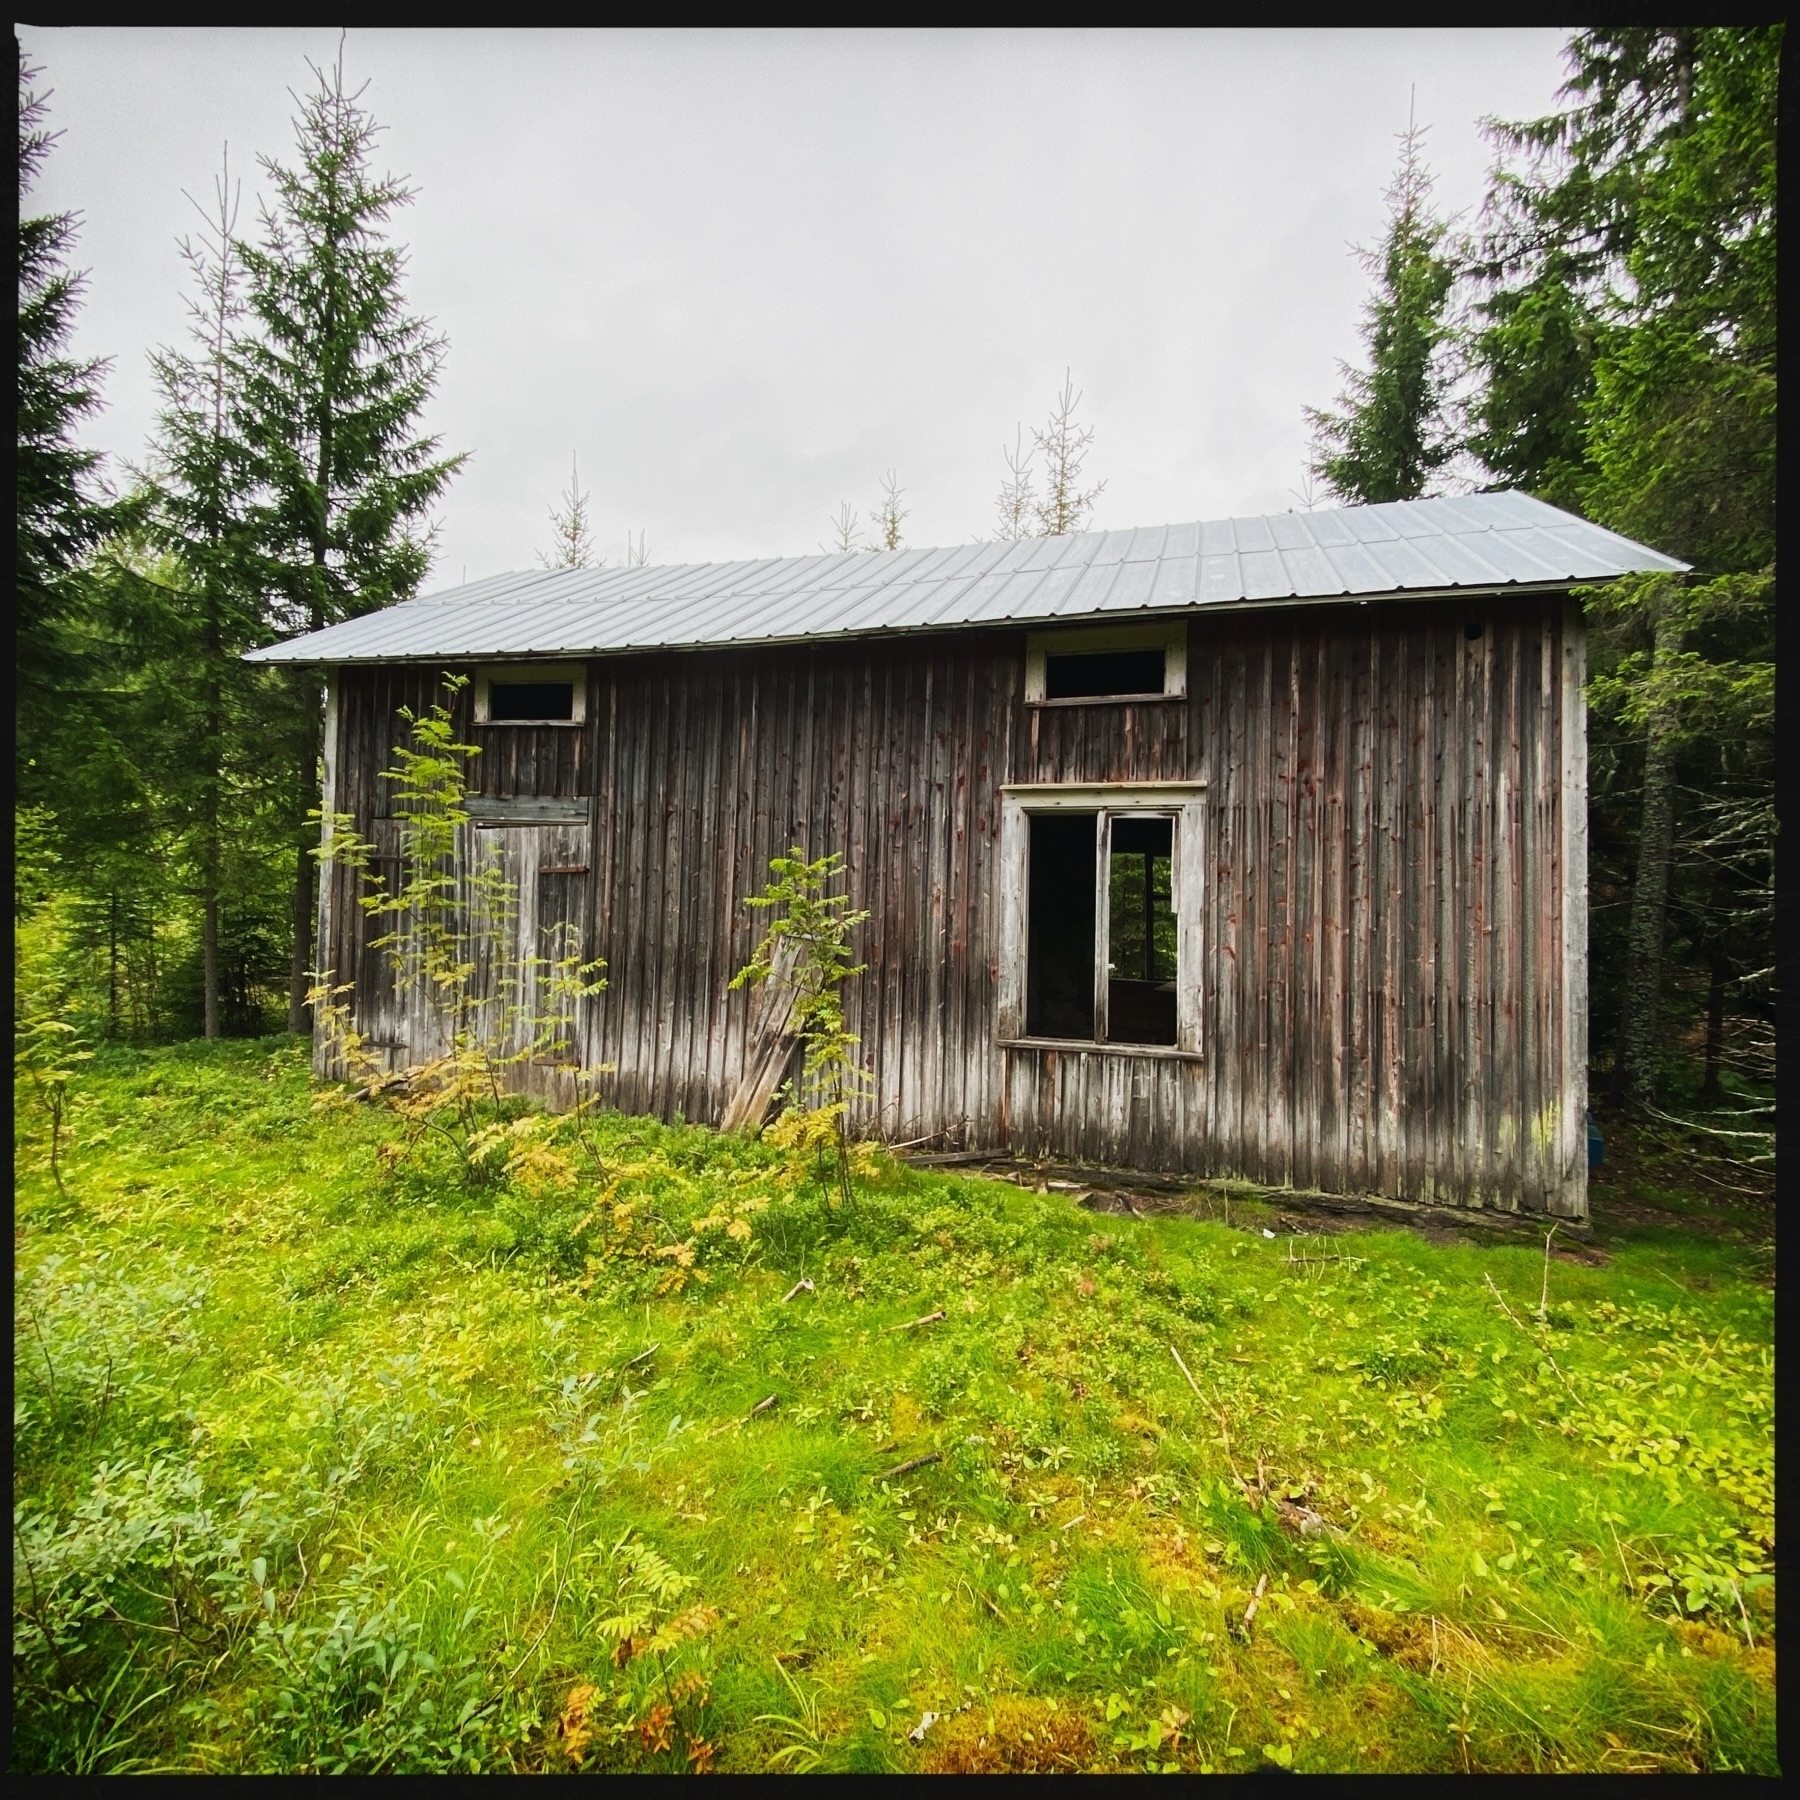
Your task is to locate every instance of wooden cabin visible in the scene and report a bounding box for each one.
[250,492,1685,1220]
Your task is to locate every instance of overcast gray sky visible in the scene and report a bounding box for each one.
[19,27,1571,585]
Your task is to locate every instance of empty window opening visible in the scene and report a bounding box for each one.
[488,680,575,722]
[1107,816,1177,1046]
[1027,811,1097,1040]
[1044,648,1166,700]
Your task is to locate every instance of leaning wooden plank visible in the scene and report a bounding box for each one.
[718,936,804,1134]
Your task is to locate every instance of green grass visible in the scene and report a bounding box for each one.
[13,1039,1776,1774]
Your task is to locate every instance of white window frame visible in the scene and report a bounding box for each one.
[996,780,1207,1057]
[1024,620,1187,706]
[473,662,588,726]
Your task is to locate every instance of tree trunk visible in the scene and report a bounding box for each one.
[202,588,223,1038]
[108,890,120,1039]
[1700,947,1728,1101]
[1608,612,1684,1115]
[202,859,221,1039]
[202,683,222,1040]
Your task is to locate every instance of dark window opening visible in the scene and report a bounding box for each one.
[489,681,575,722]
[1027,812,1096,1040]
[1106,815,1177,1045]
[1044,648,1165,700]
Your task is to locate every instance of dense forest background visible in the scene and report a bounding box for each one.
[15,28,1777,1151]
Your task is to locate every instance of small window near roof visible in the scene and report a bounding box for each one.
[1025,622,1185,704]
[491,680,574,721]
[474,664,586,724]
[1046,648,1166,700]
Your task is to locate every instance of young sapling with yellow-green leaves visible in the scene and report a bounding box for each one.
[731,849,873,1212]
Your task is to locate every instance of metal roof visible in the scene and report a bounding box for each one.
[245,491,1685,665]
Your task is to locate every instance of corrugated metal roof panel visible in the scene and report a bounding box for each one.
[245,492,1687,664]
[1150,551,1200,606]
[1238,548,1293,601]
[1103,558,1157,611]
[1062,557,1124,614]
[1275,541,1345,597]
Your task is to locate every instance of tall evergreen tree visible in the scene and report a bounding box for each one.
[1306,110,1459,506]
[233,52,465,1031]
[1462,251,1598,503]
[16,44,125,769]
[142,153,276,1038]
[1470,28,1778,1120]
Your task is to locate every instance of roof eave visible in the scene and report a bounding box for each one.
[243,577,1595,667]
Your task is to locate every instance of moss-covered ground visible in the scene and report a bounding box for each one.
[12,1039,1775,1773]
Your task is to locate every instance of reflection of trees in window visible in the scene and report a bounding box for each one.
[1108,823,1176,981]
[1107,817,1177,1046]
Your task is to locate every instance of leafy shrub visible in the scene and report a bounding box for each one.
[15,1252,209,1454]
[913,1343,977,1417]
[234,1568,510,1774]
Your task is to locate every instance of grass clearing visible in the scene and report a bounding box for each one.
[13,1038,1776,1773]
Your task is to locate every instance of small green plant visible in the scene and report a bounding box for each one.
[582,1535,719,1771]
[15,808,92,1200]
[15,1010,90,1201]
[731,849,870,1211]
[754,1657,831,1773]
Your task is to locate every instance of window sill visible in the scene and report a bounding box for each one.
[998,1036,1203,1063]
[1025,693,1185,708]
[471,718,586,727]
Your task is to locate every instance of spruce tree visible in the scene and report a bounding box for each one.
[233,53,465,1032]
[142,154,273,1037]
[1471,28,1777,1121]
[1031,375,1104,537]
[16,45,125,768]
[1306,111,1459,505]
[537,454,599,569]
[991,374,1105,541]
[867,470,907,551]
[1462,251,1598,503]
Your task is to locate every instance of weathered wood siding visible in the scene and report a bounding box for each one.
[318,592,1586,1216]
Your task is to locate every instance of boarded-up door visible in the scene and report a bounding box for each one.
[464,800,598,1101]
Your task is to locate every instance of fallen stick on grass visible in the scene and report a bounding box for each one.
[885,1310,946,1333]
[1169,1341,1205,1399]
[876,1451,941,1481]
[706,1394,779,1439]
[1170,1342,1253,1493]
[1483,1272,1580,1399]
[1241,1572,1269,1635]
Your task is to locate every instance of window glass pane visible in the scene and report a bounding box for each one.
[489,681,574,721]
[1106,815,1177,1045]
[1044,648,1165,700]
[1027,812,1096,1039]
